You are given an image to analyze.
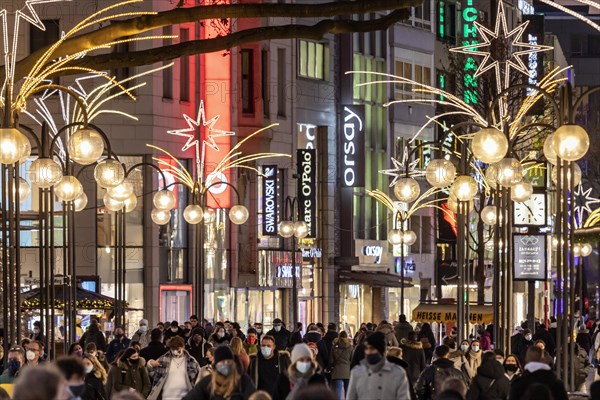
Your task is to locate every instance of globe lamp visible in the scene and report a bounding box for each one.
[0,128,30,165]
[94,159,125,188]
[151,208,171,225]
[55,175,84,202]
[471,127,508,164]
[28,158,63,188]
[229,205,249,225]
[394,177,420,203]
[554,124,589,162]
[481,205,497,225]
[153,189,176,210]
[184,205,204,224]
[67,128,105,165]
[425,159,456,188]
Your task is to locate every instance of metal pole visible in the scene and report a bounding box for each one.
[400,228,405,316]
[292,234,298,327]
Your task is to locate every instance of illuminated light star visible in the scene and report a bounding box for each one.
[167,100,235,183]
[449,1,553,108]
[380,147,422,187]
[573,183,600,229]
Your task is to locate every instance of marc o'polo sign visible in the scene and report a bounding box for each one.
[342,105,365,187]
[513,234,547,280]
[297,149,317,238]
[262,165,278,236]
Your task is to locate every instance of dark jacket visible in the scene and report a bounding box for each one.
[395,321,414,344]
[510,333,525,358]
[163,326,185,343]
[266,327,291,351]
[388,356,417,400]
[532,327,556,356]
[272,367,327,400]
[576,331,592,354]
[415,357,467,400]
[402,339,427,385]
[79,327,107,353]
[209,333,231,346]
[417,329,437,363]
[106,360,151,398]
[249,350,291,395]
[323,330,338,355]
[83,371,107,400]
[186,338,213,367]
[466,359,510,400]
[509,368,568,400]
[106,336,131,363]
[139,340,168,362]
[182,373,256,400]
[329,338,353,380]
[303,330,329,370]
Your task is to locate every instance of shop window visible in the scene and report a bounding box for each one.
[241,49,254,113]
[180,28,190,102]
[298,40,329,80]
[163,26,173,99]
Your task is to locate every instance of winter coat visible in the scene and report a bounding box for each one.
[569,343,592,389]
[517,340,534,364]
[479,331,492,351]
[415,357,467,400]
[402,339,427,385]
[83,371,107,400]
[303,331,330,370]
[329,337,353,380]
[187,338,213,367]
[576,331,592,354]
[388,356,418,400]
[163,326,186,344]
[532,328,556,356]
[347,358,411,400]
[131,329,151,349]
[209,333,231,346]
[243,340,258,356]
[509,366,568,400]
[272,364,327,400]
[106,360,151,398]
[182,373,256,400]
[148,350,200,400]
[448,350,473,381]
[376,323,399,347]
[466,350,482,375]
[79,327,107,353]
[140,340,168,362]
[106,336,131,364]
[323,330,338,355]
[249,350,290,394]
[466,359,510,400]
[418,329,437,363]
[395,321,414,344]
[266,327,291,351]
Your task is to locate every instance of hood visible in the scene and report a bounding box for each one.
[432,358,455,369]
[304,331,322,342]
[333,337,353,348]
[387,355,408,369]
[477,360,505,379]
[403,340,423,350]
[376,324,394,334]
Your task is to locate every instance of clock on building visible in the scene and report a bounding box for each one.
[514,192,547,226]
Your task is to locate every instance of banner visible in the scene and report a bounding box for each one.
[261,165,278,236]
[341,105,365,187]
[513,234,547,280]
[297,149,316,238]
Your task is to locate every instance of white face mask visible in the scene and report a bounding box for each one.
[274,326,282,332]
[525,335,532,341]
[217,331,225,338]
[296,361,311,374]
[171,327,178,333]
[172,349,182,357]
[26,350,36,361]
[471,346,480,352]
[85,365,93,374]
[261,346,273,358]
[460,344,469,352]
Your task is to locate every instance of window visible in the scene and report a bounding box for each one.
[588,35,600,56]
[30,20,60,83]
[298,40,329,80]
[436,0,457,42]
[241,49,254,113]
[277,48,286,117]
[261,49,269,117]
[409,215,433,254]
[406,0,432,30]
[180,28,190,102]
[395,60,432,100]
[163,26,173,99]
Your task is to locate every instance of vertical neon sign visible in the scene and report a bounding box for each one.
[462,0,478,104]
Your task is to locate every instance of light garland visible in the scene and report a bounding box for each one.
[573,184,600,229]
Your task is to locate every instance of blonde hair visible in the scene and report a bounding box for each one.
[230,337,246,356]
[84,354,108,384]
[387,346,403,359]
[210,365,241,398]
[249,390,272,400]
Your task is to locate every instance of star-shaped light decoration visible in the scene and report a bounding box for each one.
[449,1,553,114]
[380,146,422,187]
[167,100,235,185]
[573,183,600,229]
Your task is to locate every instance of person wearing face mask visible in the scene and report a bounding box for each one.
[415,345,466,400]
[445,337,472,383]
[81,354,107,400]
[347,332,410,400]
[69,343,85,357]
[132,319,151,349]
[86,342,110,373]
[25,340,44,367]
[106,326,131,364]
[517,329,533,365]
[272,343,326,400]
[187,327,213,367]
[0,346,25,383]
[147,336,200,400]
[243,329,259,356]
[56,357,88,400]
[502,354,522,381]
[249,335,291,396]
[106,348,151,398]
[29,321,46,346]
[210,326,232,346]
[465,340,482,376]
[266,318,291,351]
[253,323,264,341]
[466,351,510,400]
[163,321,185,344]
[198,347,216,381]
[401,331,427,388]
[183,345,256,400]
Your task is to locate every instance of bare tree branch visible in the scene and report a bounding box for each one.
[49,10,408,76]
[14,0,421,80]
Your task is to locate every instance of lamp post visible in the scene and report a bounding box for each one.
[387,211,417,315]
[278,196,308,327]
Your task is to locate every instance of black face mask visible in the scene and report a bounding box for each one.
[504,364,518,372]
[129,358,139,366]
[366,353,382,365]
[69,384,86,397]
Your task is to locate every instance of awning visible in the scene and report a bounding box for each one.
[21,285,129,310]
[412,303,493,324]
[338,270,412,288]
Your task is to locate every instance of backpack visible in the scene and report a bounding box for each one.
[431,366,459,400]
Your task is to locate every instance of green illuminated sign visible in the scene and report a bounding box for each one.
[462,0,478,104]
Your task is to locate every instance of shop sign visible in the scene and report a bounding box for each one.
[341,105,365,187]
[261,165,278,235]
[276,265,301,279]
[362,245,383,264]
[301,248,322,258]
[297,149,316,238]
[412,310,488,324]
[257,250,303,288]
[513,234,546,280]
[298,123,317,149]
[462,0,478,105]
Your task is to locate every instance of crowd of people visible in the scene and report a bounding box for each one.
[0,315,599,399]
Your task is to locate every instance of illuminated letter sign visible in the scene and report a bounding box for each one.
[262,165,278,236]
[297,149,317,238]
[462,0,478,104]
[362,245,383,264]
[342,105,365,187]
[523,14,545,115]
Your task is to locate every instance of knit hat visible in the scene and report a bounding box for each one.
[191,327,206,338]
[291,343,313,364]
[139,319,148,326]
[365,331,386,355]
[213,346,234,365]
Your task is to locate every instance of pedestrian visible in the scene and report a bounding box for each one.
[395,314,414,344]
[163,321,185,344]
[576,324,592,354]
[445,337,471,380]
[25,340,44,367]
[266,318,291,351]
[517,329,533,364]
[387,347,418,400]
[465,352,509,400]
[303,324,330,370]
[132,319,151,349]
[273,343,327,400]
[106,326,131,364]
[347,331,410,400]
[548,317,557,345]
[243,328,259,356]
[141,328,169,362]
[532,324,555,357]
[0,345,25,383]
[56,356,88,399]
[231,323,247,342]
[231,337,251,373]
[190,315,200,329]
[249,334,291,395]
[86,342,110,373]
[502,354,521,382]
[183,321,193,340]
[440,378,467,399]
[187,326,213,367]
[415,345,466,400]
[82,353,108,400]
[183,345,257,400]
[352,324,367,346]
[376,320,399,347]
[329,331,353,400]
[253,323,264,341]
[402,330,427,386]
[147,335,200,400]
[323,323,338,355]
[532,340,554,367]
[80,320,107,353]
[209,325,231,346]
[465,340,482,377]
[29,320,46,346]
[197,347,216,381]
[509,346,568,400]
[477,329,491,352]
[418,323,436,363]
[106,347,151,398]
[568,339,592,392]
[69,342,85,357]
[12,364,67,400]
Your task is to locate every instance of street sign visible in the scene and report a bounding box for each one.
[513,234,547,280]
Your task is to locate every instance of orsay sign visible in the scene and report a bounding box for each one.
[362,245,383,264]
[262,165,278,236]
[342,105,365,187]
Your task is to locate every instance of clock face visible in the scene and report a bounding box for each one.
[514,193,546,226]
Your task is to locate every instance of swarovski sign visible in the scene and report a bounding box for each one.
[297,149,317,238]
[262,165,278,235]
[342,105,365,187]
